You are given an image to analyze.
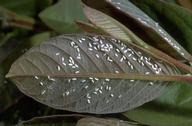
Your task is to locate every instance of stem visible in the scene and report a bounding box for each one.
[4,14,37,30]
[0,6,48,31]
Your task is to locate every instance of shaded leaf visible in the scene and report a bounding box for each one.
[0,31,17,47]
[20,114,85,126]
[0,6,35,30]
[0,78,22,114]
[39,0,87,33]
[0,122,5,126]
[0,82,21,114]
[178,0,192,11]
[0,0,37,17]
[0,30,26,114]
[7,34,191,114]
[0,34,52,117]
[0,96,71,124]
[0,65,22,122]
[106,0,192,62]
[35,0,53,13]
[77,117,141,126]
[164,0,177,3]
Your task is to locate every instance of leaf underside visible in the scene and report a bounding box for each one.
[7,34,181,114]
[76,117,140,126]
[82,4,148,48]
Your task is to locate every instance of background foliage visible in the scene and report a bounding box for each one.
[1,0,192,125]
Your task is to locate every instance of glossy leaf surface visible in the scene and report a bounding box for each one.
[106,0,192,62]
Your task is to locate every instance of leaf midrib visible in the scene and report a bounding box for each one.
[6,72,192,83]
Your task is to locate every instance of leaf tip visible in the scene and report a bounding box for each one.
[5,73,12,78]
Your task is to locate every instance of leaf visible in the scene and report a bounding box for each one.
[76,21,109,35]
[6,34,192,114]
[0,6,35,30]
[124,84,192,126]
[29,32,51,46]
[106,0,192,62]
[155,82,192,110]
[82,4,149,48]
[0,0,37,16]
[83,4,192,74]
[124,105,192,126]
[178,0,192,11]
[19,114,83,126]
[129,0,192,55]
[123,80,192,126]
[39,0,87,33]
[76,117,141,126]
[82,4,132,43]
[164,0,177,3]
[0,31,17,47]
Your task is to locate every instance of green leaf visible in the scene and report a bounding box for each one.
[0,0,36,16]
[29,32,51,46]
[39,0,87,33]
[163,0,177,4]
[0,0,52,17]
[77,117,141,126]
[124,106,192,126]
[106,0,192,63]
[0,31,17,47]
[124,82,192,126]
[7,34,192,114]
